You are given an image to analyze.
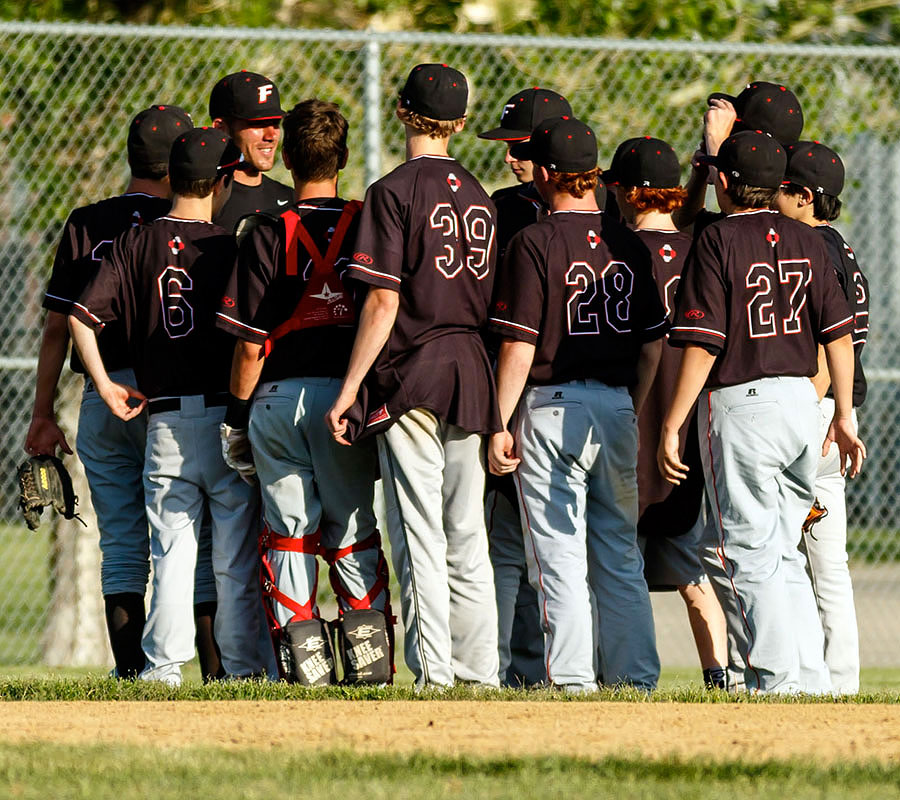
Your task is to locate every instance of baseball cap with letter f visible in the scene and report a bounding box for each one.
[209,71,284,122]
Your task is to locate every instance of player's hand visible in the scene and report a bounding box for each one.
[219,423,257,485]
[823,416,867,478]
[99,382,147,421]
[658,426,689,485]
[325,388,355,446]
[488,430,520,476]
[24,415,72,457]
[704,98,737,156]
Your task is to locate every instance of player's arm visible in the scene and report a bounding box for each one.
[631,338,662,415]
[67,315,146,421]
[488,338,535,476]
[822,334,866,477]
[326,286,400,445]
[25,311,72,456]
[658,345,716,484]
[810,344,830,400]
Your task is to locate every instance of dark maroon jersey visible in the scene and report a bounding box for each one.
[634,228,701,521]
[70,216,237,399]
[489,211,668,387]
[670,209,854,388]
[216,197,362,383]
[491,183,543,263]
[817,224,869,407]
[43,193,171,374]
[347,155,500,435]
[213,174,294,233]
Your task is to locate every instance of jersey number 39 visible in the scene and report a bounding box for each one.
[429,204,495,280]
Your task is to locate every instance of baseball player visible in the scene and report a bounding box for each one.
[326,63,500,688]
[660,130,865,693]
[476,87,574,687]
[488,116,665,692]
[210,71,293,233]
[23,105,224,680]
[608,136,729,690]
[68,128,263,685]
[776,141,869,693]
[216,98,393,685]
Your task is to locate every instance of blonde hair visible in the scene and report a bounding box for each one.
[396,105,464,139]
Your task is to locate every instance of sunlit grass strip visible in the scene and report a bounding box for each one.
[0,677,897,703]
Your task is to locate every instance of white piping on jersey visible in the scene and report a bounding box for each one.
[489,317,539,336]
[637,228,680,233]
[725,208,777,218]
[45,292,75,305]
[215,312,269,337]
[121,192,157,199]
[348,263,402,284]
[71,301,105,328]
[821,315,853,334]
[550,210,602,215]
[409,154,455,162]
[645,317,669,330]
[294,204,342,211]
[670,324,726,339]
[159,215,212,224]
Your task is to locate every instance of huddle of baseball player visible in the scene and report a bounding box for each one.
[28,61,868,693]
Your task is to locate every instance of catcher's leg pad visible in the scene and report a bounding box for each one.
[334,608,393,685]
[282,618,337,686]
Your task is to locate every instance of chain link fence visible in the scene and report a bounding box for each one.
[0,22,898,668]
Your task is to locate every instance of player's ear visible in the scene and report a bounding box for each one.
[716,170,728,192]
[282,148,292,172]
[800,187,815,207]
[211,118,227,132]
[453,116,467,134]
[339,147,349,170]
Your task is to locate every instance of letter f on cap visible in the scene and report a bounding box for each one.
[258,84,274,103]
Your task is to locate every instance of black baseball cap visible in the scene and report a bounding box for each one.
[209,71,284,122]
[399,63,468,121]
[698,130,786,189]
[601,137,641,185]
[478,88,573,141]
[127,105,193,169]
[169,127,244,182]
[605,136,681,188]
[708,81,803,145]
[522,116,597,173]
[783,141,844,196]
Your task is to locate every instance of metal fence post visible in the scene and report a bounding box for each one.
[364,36,383,189]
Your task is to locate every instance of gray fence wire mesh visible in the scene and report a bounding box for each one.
[0,22,898,667]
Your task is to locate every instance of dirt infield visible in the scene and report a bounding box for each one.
[1,701,898,763]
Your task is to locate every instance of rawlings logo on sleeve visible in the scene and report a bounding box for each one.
[221,296,236,308]
[685,309,705,320]
[353,252,373,265]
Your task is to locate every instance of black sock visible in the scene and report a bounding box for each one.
[194,601,225,682]
[703,666,727,690]
[104,593,146,679]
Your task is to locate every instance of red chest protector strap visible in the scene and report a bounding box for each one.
[264,200,362,357]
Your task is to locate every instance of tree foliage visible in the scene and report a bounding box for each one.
[3,0,900,44]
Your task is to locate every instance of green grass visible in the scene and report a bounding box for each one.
[0,747,898,800]
[0,674,896,702]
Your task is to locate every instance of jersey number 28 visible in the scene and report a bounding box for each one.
[566,260,634,335]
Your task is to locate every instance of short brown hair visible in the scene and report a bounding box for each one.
[546,167,600,199]
[171,174,221,199]
[781,182,842,222]
[623,186,687,214]
[723,182,778,209]
[283,99,348,183]
[396,105,464,139]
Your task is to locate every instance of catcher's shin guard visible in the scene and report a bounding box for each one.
[333,608,393,684]
[282,618,337,686]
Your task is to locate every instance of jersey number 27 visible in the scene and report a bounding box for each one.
[746,259,810,339]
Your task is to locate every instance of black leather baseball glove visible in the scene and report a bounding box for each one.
[17,455,84,531]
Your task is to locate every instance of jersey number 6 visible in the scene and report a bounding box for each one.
[429,203,495,281]
[158,266,195,339]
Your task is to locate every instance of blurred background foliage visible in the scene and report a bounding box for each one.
[4,0,900,44]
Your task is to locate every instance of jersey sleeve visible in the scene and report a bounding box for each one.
[807,236,854,345]
[69,233,127,332]
[487,229,545,344]
[628,244,670,343]
[42,214,81,314]
[346,180,404,290]
[669,225,728,353]
[216,216,280,344]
